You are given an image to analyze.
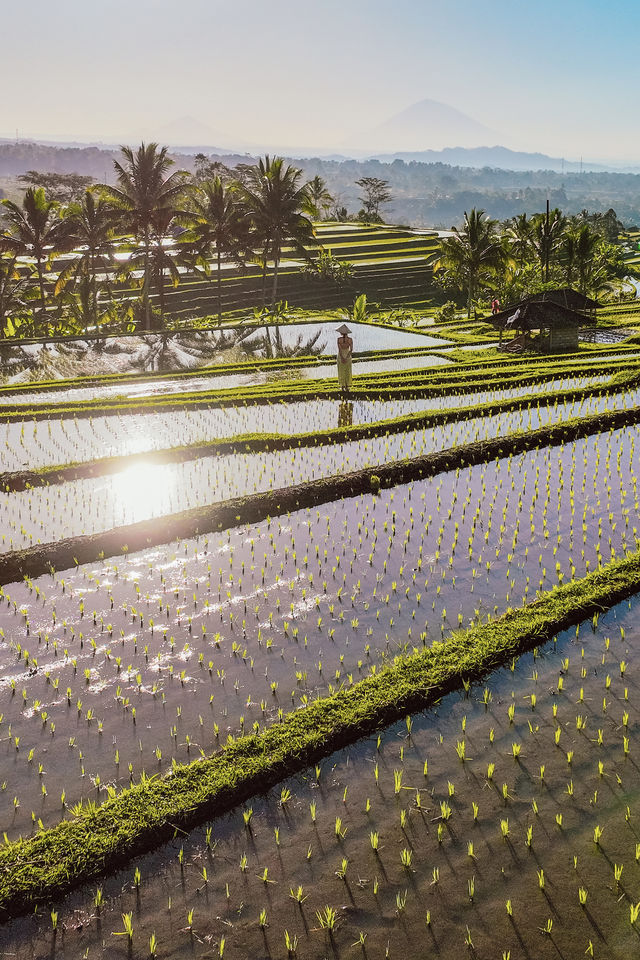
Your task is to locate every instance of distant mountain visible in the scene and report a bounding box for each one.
[347,99,497,153]
[153,115,230,153]
[368,145,615,173]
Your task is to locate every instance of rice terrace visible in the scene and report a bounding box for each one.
[5,12,640,953]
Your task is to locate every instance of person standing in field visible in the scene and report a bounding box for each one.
[336,323,353,394]
[491,296,500,315]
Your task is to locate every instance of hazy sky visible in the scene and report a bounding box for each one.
[2,0,638,161]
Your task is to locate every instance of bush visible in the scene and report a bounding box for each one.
[434,301,459,323]
[302,251,354,286]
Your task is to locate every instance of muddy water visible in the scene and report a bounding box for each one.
[0,424,638,839]
[0,387,637,551]
[0,374,613,473]
[1,595,639,959]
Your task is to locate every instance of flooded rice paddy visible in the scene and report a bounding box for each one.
[1,354,458,408]
[0,373,614,474]
[0,422,637,840]
[1,591,639,958]
[0,385,637,551]
[1,338,640,958]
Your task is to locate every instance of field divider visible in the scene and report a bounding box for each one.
[0,377,635,493]
[1,546,640,920]
[0,343,453,400]
[0,358,636,421]
[0,401,638,586]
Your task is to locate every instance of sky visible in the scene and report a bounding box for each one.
[1,0,638,162]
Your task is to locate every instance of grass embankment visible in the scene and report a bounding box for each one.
[1,550,640,920]
[0,353,636,422]
[0,343,451,399]
[1,333,635,404]
[1,401,638,585]
[1,375,635,493]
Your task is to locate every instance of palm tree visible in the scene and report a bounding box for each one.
[530,208,567,282]
[239,155,315,308]
[0,254,33,335]
[506,213,533,269]
[116,206,184,321]
[55,189,116,330]
[179,177,248,321]
[436,209,506,316]
[0,187,69,327]
[103,143,188,330]
[306,175,334,219]
[566,223,601,294]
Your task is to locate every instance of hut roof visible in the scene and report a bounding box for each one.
[488,299,589,331]
[520,288,600,311]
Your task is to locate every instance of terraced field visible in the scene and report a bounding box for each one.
[1,325,640,959]
[50,223,442,321]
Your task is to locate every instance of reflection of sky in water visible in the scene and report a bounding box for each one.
[1,397,639,551]
[0,373,615,473]
[3,350,456,407]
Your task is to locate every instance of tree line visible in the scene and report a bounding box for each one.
[436,207,630,316]
[0,144,351,338]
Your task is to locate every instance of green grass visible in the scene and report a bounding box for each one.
[0,349,637,421]
[2,547,640,920]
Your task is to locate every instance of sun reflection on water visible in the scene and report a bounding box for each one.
[109,461,177,524]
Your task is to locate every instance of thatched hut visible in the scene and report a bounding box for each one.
[489,297,591,353]
[520,288,599,318]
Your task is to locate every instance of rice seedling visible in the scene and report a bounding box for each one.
[316,905,338,931]
[113,912,134,942]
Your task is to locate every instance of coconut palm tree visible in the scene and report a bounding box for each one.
[506,213,534,269]
[530,208,567,282]
[116,205,185,322]
[103,143,188,330]
[55,189,117,330]
[0,254,34,335]
[566,223,601,294]
[436,209,506,316]
[306,175,334,219]
[0,187,69,327]
[179,177,248,321]
[239,155,315,308]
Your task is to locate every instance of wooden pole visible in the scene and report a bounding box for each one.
[545,196,550,283]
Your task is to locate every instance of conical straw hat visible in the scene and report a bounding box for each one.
[336,324,352,335]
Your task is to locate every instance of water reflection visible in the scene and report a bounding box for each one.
[338,401,353,428]
[109,461,177,523]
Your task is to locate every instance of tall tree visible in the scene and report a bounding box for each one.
[179,177,248,320]
[116,206,183,322]
[567,223,601,294]
[239,155,315,307]
[436,209,506,316]
[530,208,567,282]
[506,213,533,269]
[18,171,95,204]
[306,175,334,219]
[355,177,392,221]
[0,187,69,327]
[55,189,116,329]
[192,153,232,184]
[103,143,187,330]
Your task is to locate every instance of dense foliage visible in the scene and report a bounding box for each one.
[0,145,322,337]
[435,207,629,312]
